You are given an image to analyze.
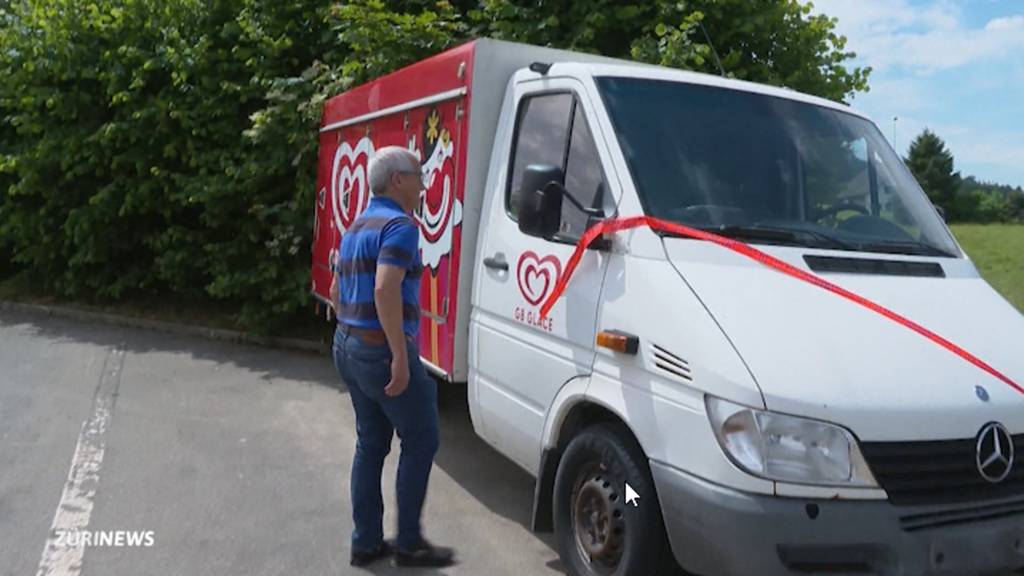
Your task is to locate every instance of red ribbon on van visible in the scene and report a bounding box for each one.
[539,216,1024,396]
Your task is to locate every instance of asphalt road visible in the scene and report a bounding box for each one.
[0,309,562,576]
[4,308,1021,576]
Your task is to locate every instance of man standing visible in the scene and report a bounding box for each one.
[329,146,455,568]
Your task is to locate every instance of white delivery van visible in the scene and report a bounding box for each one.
[311,39,1024,576]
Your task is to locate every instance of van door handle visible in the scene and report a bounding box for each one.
[483,254,509,271]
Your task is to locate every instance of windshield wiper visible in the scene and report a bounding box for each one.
[685,225,858,251]
[659,224,790,243]
[663,225,956,258]
[856,241,956,258]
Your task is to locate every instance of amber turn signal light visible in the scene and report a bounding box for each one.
[596,330,639,355]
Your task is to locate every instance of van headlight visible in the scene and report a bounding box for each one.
[706,396,878,487]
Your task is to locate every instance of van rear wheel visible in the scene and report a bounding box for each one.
[553,423,674,576]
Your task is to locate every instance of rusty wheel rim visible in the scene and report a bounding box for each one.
[571,469,626,572]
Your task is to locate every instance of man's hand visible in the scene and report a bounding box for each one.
[385,355,410,397]
[329,271,339,314]
[375,262,411,397]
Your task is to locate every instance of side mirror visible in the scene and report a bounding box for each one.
[517,164,564,239]
[934,203,946,221]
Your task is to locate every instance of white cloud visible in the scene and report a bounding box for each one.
[985,15,1024,31]
[887,116,1024,178]
[812,0,903,28]
[949,134,1024,169]
[812,0,958,36]
[814,2,1024,186]
[854,78,931,113]
[812,0,1024,73]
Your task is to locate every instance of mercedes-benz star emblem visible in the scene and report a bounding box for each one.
[975,385,990,402]
[976,422,1014,484]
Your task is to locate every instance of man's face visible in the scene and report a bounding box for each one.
[390,162,424,210]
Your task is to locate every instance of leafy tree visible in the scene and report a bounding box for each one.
[0,0,871,331]
[975,190,1011,223]
[1009,190,1024,221]
[468,0,869,102]
[905,129,961,218]
[950,192,982,223]
[0,0,333,328]
[955,175,1024,223]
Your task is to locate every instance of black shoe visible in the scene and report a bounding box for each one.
[394,539,456,568]
[350,540,393,567]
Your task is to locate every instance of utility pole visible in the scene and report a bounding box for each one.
[892,116,898,152]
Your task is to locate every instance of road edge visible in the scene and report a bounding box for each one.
[0,300,330,355]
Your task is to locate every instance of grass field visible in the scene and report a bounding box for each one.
[951,224,1024,313]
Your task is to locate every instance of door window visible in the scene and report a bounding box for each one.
[506,92,608,240]
[562,103,607,237]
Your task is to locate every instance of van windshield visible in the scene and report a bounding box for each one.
[596,77,960,258]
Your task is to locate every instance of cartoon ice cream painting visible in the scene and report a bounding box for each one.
[410,108,464,365]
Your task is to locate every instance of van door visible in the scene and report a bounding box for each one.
[471,79,617,473]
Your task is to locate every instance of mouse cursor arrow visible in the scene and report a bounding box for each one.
[625,483,640,507]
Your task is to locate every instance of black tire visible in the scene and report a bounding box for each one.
[553,423,674,576]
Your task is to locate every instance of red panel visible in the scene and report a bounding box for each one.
[310,131,340,301]
[321,41,476,130]
[311,40,477,377]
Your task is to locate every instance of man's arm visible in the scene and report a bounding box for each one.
[329,272,339,314]
[375,263,409,397]
[329,251,340,317]
[376,215,418,397]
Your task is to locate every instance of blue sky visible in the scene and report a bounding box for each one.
[811,0,1024,187]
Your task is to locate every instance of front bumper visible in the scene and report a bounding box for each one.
[651,461,1024,576]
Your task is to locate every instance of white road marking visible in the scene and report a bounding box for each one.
[35,345,125,576]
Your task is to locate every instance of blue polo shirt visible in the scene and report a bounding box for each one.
[336,196,423,337]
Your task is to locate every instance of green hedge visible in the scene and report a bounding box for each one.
[0,0,867,332]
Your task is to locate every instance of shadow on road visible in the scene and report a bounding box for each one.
[0,308,338,387]
[1,308,559,560]
[434,381,558,553]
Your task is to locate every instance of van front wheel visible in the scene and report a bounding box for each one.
[553,424,673,576]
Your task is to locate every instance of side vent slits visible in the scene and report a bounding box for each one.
[651,343,693,383]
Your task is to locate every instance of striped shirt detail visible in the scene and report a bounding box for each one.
[336,196,423,337]
[337,258,424,279]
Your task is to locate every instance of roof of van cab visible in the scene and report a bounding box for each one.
[467,38,869,121]
[543,60,872,121]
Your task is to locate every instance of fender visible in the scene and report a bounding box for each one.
[532,374,590,532]
[540,375,592,451]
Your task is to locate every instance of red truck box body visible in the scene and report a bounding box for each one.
[312,43,473,379]
[311,39,625,381]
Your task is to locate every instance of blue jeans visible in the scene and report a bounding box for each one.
[332,324,440,552]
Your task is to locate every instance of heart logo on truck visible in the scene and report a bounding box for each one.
[517,252,562,307]
[331,136,375,233]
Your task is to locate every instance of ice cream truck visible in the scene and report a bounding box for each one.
[310,38,1024,576]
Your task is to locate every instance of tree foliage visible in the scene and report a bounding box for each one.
[468,0,869,102]
[905,129,961,219]
[956,176,1024,223]
[905,129,1023,223]
[0,0,869,331]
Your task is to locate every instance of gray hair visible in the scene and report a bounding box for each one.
[368,146,420,196]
